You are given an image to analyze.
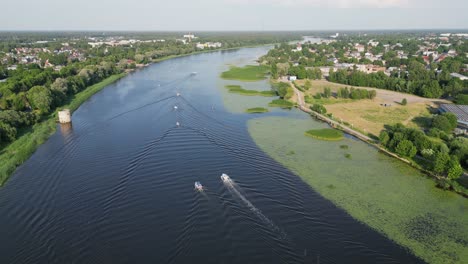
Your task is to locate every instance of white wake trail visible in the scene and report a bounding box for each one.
[224,181,286,238]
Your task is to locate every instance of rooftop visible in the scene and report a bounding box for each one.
[440,104,468,125]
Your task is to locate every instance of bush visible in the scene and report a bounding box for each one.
[402,98,407,105]
[310,104,327,114]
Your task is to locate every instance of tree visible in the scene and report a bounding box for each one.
[26,86,53,114]
[442,112,457,130]
[323,87,331,98]
[270,63,278,79]
[379,130,390,146]
[310,104,327,114]
[304,80,312,90]
[432,151,450,175]
[431,115,453,133]
[0,121,17,142]
[395,140,417,158]
[446,158,463,179]
[401,98,407,105]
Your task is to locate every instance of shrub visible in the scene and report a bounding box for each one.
[402,98,407,105]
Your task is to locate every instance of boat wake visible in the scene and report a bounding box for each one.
[223,177,286,239]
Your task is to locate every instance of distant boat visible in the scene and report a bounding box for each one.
[190,72,197,76]
[176,122,180,127]
[221,173,231,183]
[194,181,203,191]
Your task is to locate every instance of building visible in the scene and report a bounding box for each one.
[439,104,468,130]
[355,44,365,52]
[450,73,468,81]
[288,76,297,81]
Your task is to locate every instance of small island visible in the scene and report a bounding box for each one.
[246,107,269,113]
[221,65,269,81]
[305,128,344,141]
[225,85,276,96]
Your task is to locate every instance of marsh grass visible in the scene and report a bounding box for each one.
[268,99,294,108]
[221,65,270,81]
[246,107,269,113]
[225,85,276,96]
[248,116,468,264]
[305,129,344,141]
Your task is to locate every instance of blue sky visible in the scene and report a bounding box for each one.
[1,0,467,30]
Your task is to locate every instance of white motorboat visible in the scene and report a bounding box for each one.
[194,181,203,191]
[220,173,231,183]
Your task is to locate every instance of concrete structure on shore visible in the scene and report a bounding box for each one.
[58,109,71,124]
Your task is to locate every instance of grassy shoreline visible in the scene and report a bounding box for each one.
[0,73,126,186]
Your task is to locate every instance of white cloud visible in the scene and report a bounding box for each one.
[226,0,410,8]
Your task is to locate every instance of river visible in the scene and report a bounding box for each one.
[0,47,425,263]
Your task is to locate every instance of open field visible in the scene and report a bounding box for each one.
[221,65,270,81]
[293,80,447,136]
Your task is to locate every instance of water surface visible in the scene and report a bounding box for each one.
[0,47,424,263]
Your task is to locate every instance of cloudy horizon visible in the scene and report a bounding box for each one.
[1,0,467,31]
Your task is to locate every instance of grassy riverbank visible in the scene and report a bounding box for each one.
[0,73,126,186]
[305,128,343,141]
[248,116,468,264]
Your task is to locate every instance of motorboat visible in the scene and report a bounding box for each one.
[220,173,231,183]
[190,72,197,76]
[194,181,203,191]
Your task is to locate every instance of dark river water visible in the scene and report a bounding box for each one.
[0,47,423,263]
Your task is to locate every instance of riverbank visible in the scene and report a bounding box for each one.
[0,73,126,186]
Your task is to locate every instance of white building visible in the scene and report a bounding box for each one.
[450,73,468,80]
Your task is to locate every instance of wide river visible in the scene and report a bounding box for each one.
[0,47,426,263]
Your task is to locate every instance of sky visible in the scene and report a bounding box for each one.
[1,0,467,31]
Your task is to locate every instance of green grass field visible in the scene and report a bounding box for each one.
[268,99,294,108]
[246,107,269,113]
[221,65,270,81]
[0,73,126,186]
[305,128,344,141]
[225,85,276,96]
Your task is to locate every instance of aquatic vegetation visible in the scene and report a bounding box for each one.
[248,116,468,264]
[345,153,352,159]
[268,99,294,108]
[221,65,270,81]
[246,107,269,113]
[305,128,344,141]
[340,144,349,149]
[226,85,276,96]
